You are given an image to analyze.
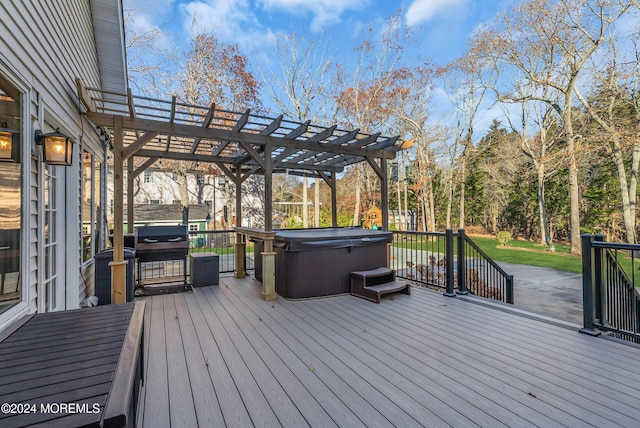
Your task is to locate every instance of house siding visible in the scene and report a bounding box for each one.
[0,0,125,329]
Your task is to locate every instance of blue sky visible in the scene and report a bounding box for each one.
[128,0,515,68]
[126,0,521,139]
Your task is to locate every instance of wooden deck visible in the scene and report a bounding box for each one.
[137,275,640,427]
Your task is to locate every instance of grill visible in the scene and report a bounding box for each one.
[135,225,189,262]
[134,225,189,289]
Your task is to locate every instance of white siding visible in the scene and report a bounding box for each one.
[0,0,125,319]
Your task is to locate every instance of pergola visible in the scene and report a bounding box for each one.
[76,79,410,302]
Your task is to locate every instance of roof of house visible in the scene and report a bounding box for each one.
[123,204,210,223]
[90,0,128,94]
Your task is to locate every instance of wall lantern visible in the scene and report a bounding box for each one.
[35,129,74,166]
[0,122,20,162]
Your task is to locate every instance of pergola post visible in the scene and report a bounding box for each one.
[261,138,277,300]
[127,157,134,232]
[380,157,389,231]
[330,172,337,227]
[110,115,127,304]
[234,168,245,278]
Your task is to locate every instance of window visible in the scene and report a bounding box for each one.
[204,200,212,209]
[82,151,101,262]
[149,200,160,205]
[196,173,205,185]
[172,200,181,205]
[144,170,153,183]
[0,75,22,315]
[189,223,199,231]
[110,199,114,214]
[172,172,178,181]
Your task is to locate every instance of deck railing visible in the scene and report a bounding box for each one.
[391,229,514,303]
[581,234,640,343]
[188,229,254,273]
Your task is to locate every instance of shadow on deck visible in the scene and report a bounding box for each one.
[137,275,640,427]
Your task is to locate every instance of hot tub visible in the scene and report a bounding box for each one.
[273,227,392,299]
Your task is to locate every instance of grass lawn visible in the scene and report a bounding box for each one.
[467,236,582,273]
[393,234,582,273]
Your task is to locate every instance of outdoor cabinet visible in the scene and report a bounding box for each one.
[190,252,219,286]
[94,248,136,305]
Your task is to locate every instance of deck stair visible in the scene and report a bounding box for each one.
[350,267,410,303]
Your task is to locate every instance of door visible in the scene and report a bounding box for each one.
[39,163,66,312]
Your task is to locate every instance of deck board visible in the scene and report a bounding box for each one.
[138,276,640,427]
[172,293,226,427]
[143,296,170,428]
[163,295,198,428]
[209,287,338,427]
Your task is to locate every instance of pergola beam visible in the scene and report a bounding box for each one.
[135,149,237,164]
[123,131,159,160]
[132,157,160,179]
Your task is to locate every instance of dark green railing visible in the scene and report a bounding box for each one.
[391,229,514,304]
[581,234,640,343]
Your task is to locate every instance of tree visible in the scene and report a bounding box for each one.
[489,0,636,253]
[441,33,498,230]
[574,29,640,244]
[335,14,416,225]
[385,63,438,230]
[260,32,336,228]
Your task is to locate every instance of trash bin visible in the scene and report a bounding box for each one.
[95,248,136,305]
[250,238,263,282]
[190,252,219,286]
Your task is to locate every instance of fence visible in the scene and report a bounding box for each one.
[391,229,514,304]
[581,234,640,343]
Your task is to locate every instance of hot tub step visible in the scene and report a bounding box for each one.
[350,267,411,303]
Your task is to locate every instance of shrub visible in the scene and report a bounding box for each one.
[496,231,511,246]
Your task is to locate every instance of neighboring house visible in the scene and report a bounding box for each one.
[0,1,127,331]
[105,166,265,229]
[122,204,210,232]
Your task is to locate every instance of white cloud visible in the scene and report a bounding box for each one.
[179,0,278,50]
[257,0,366,32]
[405,0,469,27]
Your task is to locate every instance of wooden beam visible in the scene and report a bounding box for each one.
[135,149,236,164]
[273,125,338,168]
[264,138,273,232]
[123,131,159,160]
[132,157,159,179]
[165,96,176,151]
[87,112,396,159]
[233,115,284,165]
[298,129,367,164]
[75,78,96,112]
[237,141,266,170]
[365,156,383,178]
[111,115,126,304]
[217,163,235,182]
[277,161,343,173]
[233,109,250,132]
[241,166,260,183]
[190,103,215,154]
[261,115,283,136]
[319,171,338,227]
[381,157,389,230]
[285,120,311,139]
[211,108,250,156]
[127,157,134,229]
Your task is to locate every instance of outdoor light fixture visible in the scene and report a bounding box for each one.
[0,122,19,162]
[35,128,74,166]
